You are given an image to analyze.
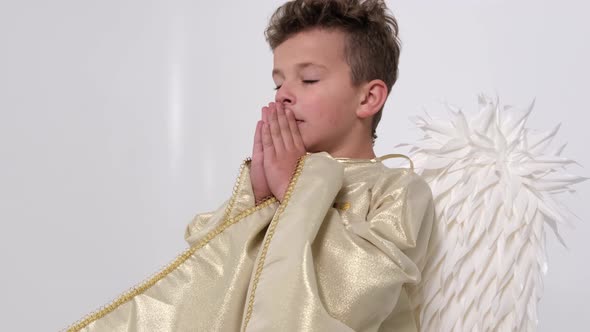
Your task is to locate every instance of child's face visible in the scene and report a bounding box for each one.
[272,28,365,154]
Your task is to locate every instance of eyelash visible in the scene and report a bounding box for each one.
[274,80,319,91]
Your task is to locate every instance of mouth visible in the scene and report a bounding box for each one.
[286,108,303,123]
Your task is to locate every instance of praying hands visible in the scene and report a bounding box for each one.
[250,101,307,204]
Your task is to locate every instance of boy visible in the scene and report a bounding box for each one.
[65,0,434,331]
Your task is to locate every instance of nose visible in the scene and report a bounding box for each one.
[274,83,294,105]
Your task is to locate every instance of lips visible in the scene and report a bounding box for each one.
[286,108,303,123]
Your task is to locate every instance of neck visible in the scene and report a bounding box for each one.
[324,136,376,159]
[309,122,377,159]
[329,149,376,160]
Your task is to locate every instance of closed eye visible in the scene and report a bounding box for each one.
[303,80,319,84]
[273,80,319,91]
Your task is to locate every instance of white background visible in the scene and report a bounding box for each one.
[0,0,588,331]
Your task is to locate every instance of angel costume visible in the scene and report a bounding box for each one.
[65,151,435,332]
[64,94,589,332]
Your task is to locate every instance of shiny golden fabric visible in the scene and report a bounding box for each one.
[67,151,435,332]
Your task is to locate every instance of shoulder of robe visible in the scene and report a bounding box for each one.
[366,167,434,224]
[374,165,431,196]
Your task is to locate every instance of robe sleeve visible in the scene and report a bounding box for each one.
[241,152,435,332]
[184,158,278,246]
[358,168,435,331]
[67,158,281,332]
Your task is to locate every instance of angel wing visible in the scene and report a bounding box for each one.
[396,93,587,331]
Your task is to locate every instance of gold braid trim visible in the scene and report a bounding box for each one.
[64,158,277,332]
[242,153,309,331]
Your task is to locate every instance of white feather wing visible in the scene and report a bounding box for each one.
[398,94,587,331]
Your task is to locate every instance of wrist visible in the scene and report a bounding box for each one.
[255,193,274,206]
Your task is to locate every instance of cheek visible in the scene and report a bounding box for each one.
[304,96,335,121]
[308,110,341,135]
[320,101,348,127]
[311,107,339,127]
[301,89,350,129]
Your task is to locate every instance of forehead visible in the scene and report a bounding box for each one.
[272,28,347,73]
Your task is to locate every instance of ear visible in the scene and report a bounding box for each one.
[356,79,388,119]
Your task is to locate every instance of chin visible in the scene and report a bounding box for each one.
[302,140,323,154]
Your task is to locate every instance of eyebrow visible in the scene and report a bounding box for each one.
[272,62,328,77]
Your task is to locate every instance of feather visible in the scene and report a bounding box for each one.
[402,93,587,331]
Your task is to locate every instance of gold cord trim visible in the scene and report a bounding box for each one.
[242,154,308,331]
[334,153,414,171]
[376,153,414,171]
[63,158,277,332]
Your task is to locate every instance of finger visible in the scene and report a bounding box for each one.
[276,103,295,149]
[268,103,285,152]
[261,122,276,159]
[261,106,268,124]
[285,108,305,150]
[253,121,263,156]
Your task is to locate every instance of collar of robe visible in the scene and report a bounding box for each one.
[331,153,414,171]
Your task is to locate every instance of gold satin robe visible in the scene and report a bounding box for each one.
[66,151,435,332]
